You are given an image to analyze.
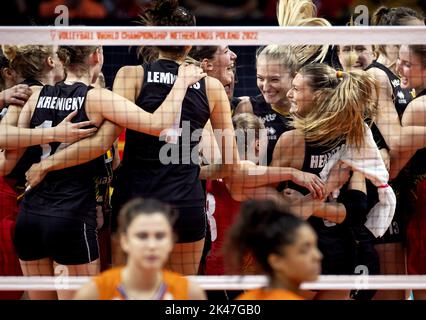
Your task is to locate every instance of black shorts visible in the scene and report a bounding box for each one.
[112,198,206,243]
[350,226,380,300]
[111,183,206,243]
[173,206,207,243]
[309,217,356,275]
[14,211,99,265]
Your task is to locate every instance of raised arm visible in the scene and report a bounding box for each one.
[87,64,206,136]
[205,76,240,170]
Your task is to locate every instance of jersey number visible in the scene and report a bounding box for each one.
[35,120,67,159]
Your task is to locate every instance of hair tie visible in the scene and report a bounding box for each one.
[336,70,344,79]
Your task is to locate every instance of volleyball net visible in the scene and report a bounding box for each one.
[0,25,425,297]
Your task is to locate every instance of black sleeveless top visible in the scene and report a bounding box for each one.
[284,139,346,229]
[365,61,414,151]
[20,82,98,226]
[405,89,426,177]
[6,79,44,194]
[121,59,210,207]
[250,94,292,165]
[366,61,413,120]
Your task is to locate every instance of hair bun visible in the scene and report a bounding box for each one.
[371,6,391,25]
[376,6,391,15]
[153,0,179,17]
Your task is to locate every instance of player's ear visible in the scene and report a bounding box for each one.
[201,58,213,71]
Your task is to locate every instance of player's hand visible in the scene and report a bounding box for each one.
[177,63,207,87]
[0,84,32,107]
[54,110,98,143]
[25,161,48,190]
[291,169,325,200]
[325,161,351,194]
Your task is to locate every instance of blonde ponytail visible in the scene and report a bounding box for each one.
[276,0,316,27]
[292,64,379,150]
[276,0,331,65]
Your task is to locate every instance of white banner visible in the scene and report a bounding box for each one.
[0,26,425,45]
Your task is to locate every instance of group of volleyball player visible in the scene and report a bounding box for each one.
[0,0,425,300]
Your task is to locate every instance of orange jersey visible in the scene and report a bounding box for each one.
[94,267,189,300]
[236,288,304,300]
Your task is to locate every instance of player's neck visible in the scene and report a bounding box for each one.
[269,274,300,294]
[36,71,56,86]
[271,99,291,115]
[376,55,397,74]
[123,262,162,291]
[64,67,94,85]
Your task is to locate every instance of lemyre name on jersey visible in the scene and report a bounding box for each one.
[147,71,201,89]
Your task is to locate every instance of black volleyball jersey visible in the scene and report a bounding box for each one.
[405,89,426,177]
[366,61,413,120]
[6,79,44,194]
[284,138,346,228]
[250,94,292,165]
[121,59,210,207]
[281,139,346,194]
[20,82,98,225]
[299,141,346,186]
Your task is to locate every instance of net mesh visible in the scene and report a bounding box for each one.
[0,24,425,301]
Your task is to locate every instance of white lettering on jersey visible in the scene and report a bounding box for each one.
[147,71,200,89]
[205,193,217,242]
[36,96,85,111]
[391,79,400,88]
[309,144,346,169]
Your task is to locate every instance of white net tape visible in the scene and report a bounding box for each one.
[0,26,424,46]
[1,276,426,291]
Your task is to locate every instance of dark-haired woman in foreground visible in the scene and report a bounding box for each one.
[224,200,322,300]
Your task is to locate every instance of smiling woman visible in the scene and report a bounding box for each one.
[189,45,237,99]
[234,45,297,164]
[394,44,426,300]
